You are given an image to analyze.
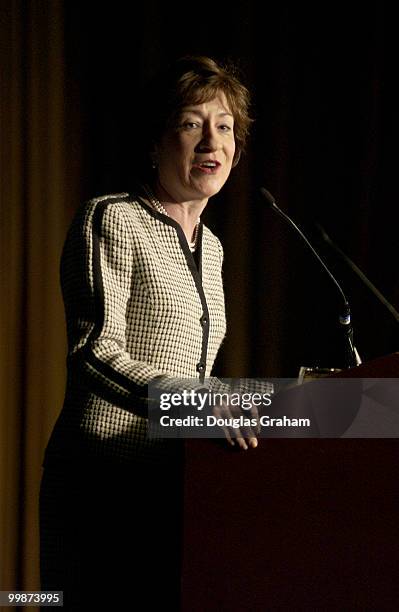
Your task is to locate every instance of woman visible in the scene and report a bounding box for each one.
[40,55,255,610]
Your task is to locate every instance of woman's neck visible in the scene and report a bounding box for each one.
[152,181,207,244]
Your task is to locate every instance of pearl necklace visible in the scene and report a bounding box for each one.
[143,185,200,252]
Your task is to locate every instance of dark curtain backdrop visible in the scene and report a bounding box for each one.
[1,0,398,599]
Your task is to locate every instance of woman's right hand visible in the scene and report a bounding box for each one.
[212,399,260,450]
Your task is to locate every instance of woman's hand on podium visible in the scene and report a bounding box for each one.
[212,399,260,450]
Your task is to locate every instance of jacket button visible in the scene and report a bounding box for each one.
[196,362,205,373]
[200,315,208,327]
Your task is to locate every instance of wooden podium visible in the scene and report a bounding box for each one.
[180,354,399,610]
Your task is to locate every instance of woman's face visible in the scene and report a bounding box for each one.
[155,92,236,203]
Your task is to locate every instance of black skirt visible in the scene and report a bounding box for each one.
[39,450,184,611]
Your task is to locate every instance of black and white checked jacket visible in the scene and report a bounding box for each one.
[43,192,227,464]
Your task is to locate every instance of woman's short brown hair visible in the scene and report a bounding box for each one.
[148,55,253,167]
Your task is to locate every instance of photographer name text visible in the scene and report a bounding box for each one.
[159,415,311,428]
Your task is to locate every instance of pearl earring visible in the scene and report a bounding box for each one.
[150,151,158,169]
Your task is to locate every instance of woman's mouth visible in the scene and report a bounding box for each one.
[192,160,221,174]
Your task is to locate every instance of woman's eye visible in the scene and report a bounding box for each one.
[182,122,199,130]
[219,124,233,132]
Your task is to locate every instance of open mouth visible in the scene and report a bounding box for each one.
[192,160,221,174]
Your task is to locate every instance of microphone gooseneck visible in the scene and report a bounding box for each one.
[316,222,399,325]
[260,187,359,368]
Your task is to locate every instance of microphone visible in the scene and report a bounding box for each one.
[315,222,399,325]
[259,187,360,368]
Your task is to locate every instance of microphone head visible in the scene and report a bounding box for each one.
[259,187,277,208]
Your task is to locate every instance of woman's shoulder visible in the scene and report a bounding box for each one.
[72,191,147,225]
[82,192,137,213]
[61,193,150,253]
[202,224,224,263]
[202,223,222,246]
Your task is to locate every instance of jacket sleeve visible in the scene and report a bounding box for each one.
[62,197,168,416]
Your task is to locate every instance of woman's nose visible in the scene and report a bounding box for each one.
[197,125,220,151]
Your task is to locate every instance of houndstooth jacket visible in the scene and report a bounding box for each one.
[43,191,227,465]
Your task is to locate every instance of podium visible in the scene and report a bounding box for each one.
[180,354,399,610]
